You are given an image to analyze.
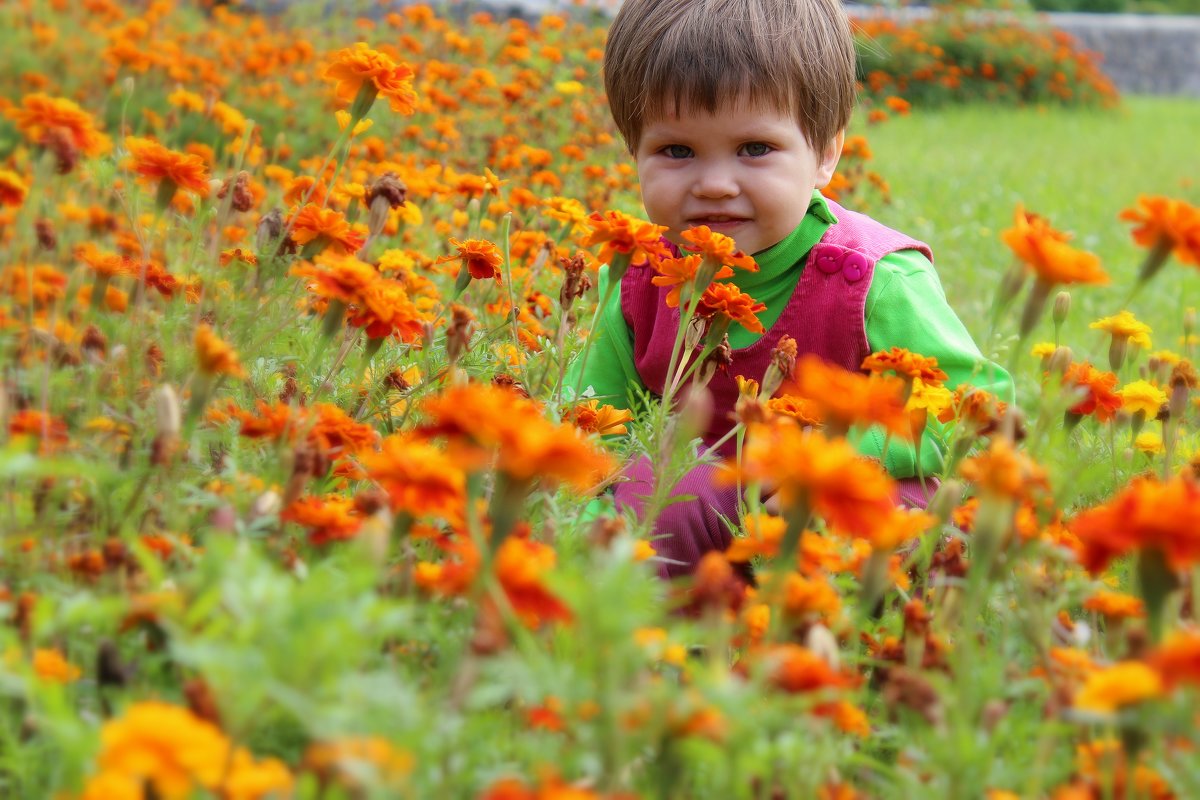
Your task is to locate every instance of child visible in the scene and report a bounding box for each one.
[571,0,1013,579]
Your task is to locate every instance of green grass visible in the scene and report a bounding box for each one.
[862,96,1200,367]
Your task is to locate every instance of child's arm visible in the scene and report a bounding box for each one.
[859,248,1015,477]
[563,264,647,413]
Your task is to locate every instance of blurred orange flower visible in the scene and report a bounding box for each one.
[1120,194,1200,269]
[323,42,417,115]
[782,354,911,438]
[1147,630,1200,689]
[679,225,758,272]
[958,438,1048,500]
[282,495,362,546]
[293,254,379,305]
[33,648,82,683]
[1069,474,1200,573]
[494,534,573,626]
[1063,362,1121,422]
[0,169,28,207]
[124,136,210,197]
[361,435,465,520]
[194,324,246,379]
[758,644,853,693]
[735,419,898,539]
[1001,205,1108,286]
[861,347,947,384]
[1074,661,1163,713]
[9,92,110,156]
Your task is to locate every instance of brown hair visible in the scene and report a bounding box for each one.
[603,0,857,152]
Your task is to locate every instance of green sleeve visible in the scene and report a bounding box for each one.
[854,249,1015,478]
[562,264,647,413]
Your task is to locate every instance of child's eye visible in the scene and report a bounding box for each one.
[662,144,693,159]
[740,142,773,157]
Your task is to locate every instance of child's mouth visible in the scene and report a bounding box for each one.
[688,216,748,231]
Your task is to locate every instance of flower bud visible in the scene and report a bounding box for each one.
[804,623,840,670]
[250,490,281,520]
[675,384,713,443]
[155,385,181,438]
[1052,290,1071,325]
[1048,345,1072,376]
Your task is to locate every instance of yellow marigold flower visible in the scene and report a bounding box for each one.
[33,648,81,683]
[1149,349,1182,366]
[1117,380,1167,417]
[1090,310,1152,349]
[1074,661,1163,713]
[1134,432,1164,455]
[1030,341,1057,358]
[554,80,584,94]
[906,377,953,416]
[194,324,246,379]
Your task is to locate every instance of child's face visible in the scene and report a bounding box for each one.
[634,104,842,256]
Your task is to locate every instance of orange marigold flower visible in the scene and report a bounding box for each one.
[765,394,823,427]
[1082,590,1145,620]
[436,237,504,283]
[567,399,634,436]
[937,384,1009,432]
[862,347,948,384]
[323,42,418,115]
[1120,194,1200,268]
[758,644,853,693]
[1063,361,1121,422]
[0,169,28,207]
[1069,474,1200,573]
[9,409,69,450]
[124,136,210,197]
[293,254,379,306]
[782,354,911,438]
[289,204,367,256]
[308,402,378,456]
[360,435,465,520]
[347,278,428,343]
[9,92,110,156]
[194,324,246,379]
[419,384,613,489]
[1074,661,1163,713]
[679,225,758,272]
[735,419,899,539]
[582,210,670,269]
[958,438,1049,500]
[1001,205,1108,286]
[1147,630,1200,689]
[281,495,361,546]
[494,534,573,627]
[651,254,732,308]
[813,700,870,737]
[696,281,766,334]
[33,648,82,683]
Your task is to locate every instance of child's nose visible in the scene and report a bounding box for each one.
[691,163,739,199]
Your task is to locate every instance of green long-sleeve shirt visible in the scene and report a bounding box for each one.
[567,191,1014,478]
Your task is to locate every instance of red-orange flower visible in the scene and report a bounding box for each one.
[582,210,670,269]
[781,354,911,438]
[347,278,428,343]
[322,43,417,115]
[734,419,899,538]
[679,226,758,272]
[9,93,110,156]
[9,409,69,452]
[419,384,613,489]
[1069,474,1200,573]
[0,169,28,208]
[292,254,379,306]
[958,438,1049,500]
[757,644,853,693]
[282,495,362,546]
[651,255,731,308]
[1001,205,1108,286]
[289,204,367,256]
[124,136,210,197]
[360,435,466,520]
[862,347,948,384]
[696,281,766,334]
[1063,361,1121,422]
[436,238,504,283]
[1147,630,1200,689]
[494,534,573,627]
[1120,194,1200,268]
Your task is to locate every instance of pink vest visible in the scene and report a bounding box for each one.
[621,200,932,457]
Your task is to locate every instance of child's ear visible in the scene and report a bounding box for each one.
[814,130,845,187]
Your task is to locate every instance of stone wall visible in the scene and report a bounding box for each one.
[1047,12,1200,96]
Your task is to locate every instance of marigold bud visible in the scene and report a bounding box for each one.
[154,385,181,438]
[804,623,840,670]
[1052,290,1071,326]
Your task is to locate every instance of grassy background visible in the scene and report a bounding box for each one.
[861,96,1200,374]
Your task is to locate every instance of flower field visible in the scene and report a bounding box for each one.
[2,1,1200,798]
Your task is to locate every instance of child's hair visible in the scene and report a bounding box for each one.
[603,0,857,152]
